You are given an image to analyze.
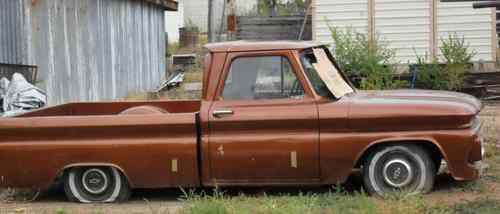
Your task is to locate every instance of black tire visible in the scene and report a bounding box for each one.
[64,166,131,203]
[362,144,435,197]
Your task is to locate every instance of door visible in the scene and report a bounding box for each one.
[208,51,320,184]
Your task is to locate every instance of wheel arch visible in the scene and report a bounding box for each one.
[56,163,133,188]
[354,137,449,170]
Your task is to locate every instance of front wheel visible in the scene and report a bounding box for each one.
[64,166,131,203]
[362,144,435,197]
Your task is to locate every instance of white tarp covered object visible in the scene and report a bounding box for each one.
[157,71,185,92]
[0,77,9,100]
[1,73,47,117]
[0,77,10,115]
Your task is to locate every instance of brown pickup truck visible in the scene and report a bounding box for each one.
[0,41,483,203]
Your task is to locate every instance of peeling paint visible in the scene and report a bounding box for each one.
[171,159,178,173]
[217,145,224,156]
[291,151,297,168]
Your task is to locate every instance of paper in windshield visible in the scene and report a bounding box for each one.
[312,48,354,98]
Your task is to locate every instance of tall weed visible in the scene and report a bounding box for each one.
[415,34,475,91]
[328,26,407,90]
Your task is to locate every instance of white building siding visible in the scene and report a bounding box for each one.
[313,0,369,43]
[374,0,431,63]
[437,1,494,62]
[313,0,495,63]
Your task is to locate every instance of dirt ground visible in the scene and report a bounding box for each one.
[0,188,184,214]
[0,103,498,214]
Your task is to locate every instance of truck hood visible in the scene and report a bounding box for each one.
[347,89,482,131]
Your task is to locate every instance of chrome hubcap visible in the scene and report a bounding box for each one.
[383,159,413,188]
[82,169,108,194]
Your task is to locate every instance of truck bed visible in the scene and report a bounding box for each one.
[0,100,201,189]
[16,100,201,117]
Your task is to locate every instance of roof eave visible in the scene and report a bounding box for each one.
[145,0,178,11]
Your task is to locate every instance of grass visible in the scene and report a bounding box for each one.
[180,188,377,214]
[179,189,500,214]
[55,208,67,214]
[178,188,466,214]
[0,188,40,202]
[449,198,500,214]
[459,180,488,193]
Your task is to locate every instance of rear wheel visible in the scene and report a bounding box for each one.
[362,144,435,197]
[64,166,130,203]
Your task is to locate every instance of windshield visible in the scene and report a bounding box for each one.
[300,48,354,98]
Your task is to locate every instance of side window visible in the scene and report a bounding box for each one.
[222,56,305,100]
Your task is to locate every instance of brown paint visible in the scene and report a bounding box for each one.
[0,41,482,190]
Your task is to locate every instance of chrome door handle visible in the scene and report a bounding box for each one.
[212,109,234,118]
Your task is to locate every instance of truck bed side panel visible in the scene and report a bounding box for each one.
[0,113,199,189]
[18,100,201,117]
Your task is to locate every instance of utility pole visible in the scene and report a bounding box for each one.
[208,0,214,42]
[227,0,237,40]
[271,0,277,16]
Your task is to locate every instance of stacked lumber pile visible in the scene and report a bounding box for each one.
[462,72,500,100]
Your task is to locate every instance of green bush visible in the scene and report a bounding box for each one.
[328,27,407,90]
[415,34,475,91]
[414,54,444,90]
[441,34,475,64]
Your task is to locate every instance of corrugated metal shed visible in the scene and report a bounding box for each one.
[313,0,496,63]
[0,0,31,65]
[0,0,171,105]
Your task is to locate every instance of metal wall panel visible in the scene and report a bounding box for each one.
[375,0,431,63]
[313,0,370,43]
[0,0,32,65]
[0,0,167,105]
[437,1,494,62]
